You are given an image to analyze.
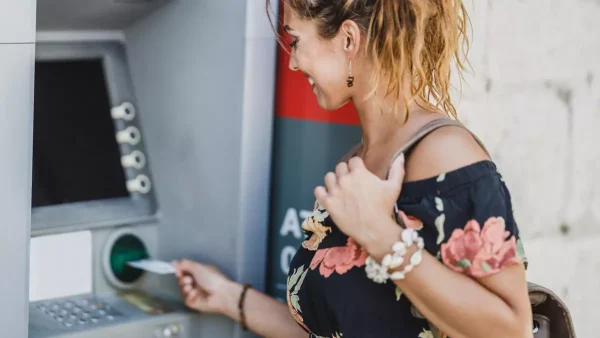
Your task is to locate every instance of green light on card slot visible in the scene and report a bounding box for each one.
[109,234,149,284]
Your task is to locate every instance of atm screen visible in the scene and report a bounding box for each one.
[32,59,129,207]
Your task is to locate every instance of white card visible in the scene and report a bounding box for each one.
[127,259,176,275]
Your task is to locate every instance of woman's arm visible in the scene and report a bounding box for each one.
[220,281,308,338]
[368,222,531,338]
[174,260,307,338]
[366,127,532,338]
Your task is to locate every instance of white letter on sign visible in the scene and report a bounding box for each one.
[280,208,302,239]
[280,246,297,274]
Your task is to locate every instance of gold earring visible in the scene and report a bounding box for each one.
[347,58,354,87]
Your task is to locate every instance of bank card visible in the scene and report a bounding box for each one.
[127,259,177,275]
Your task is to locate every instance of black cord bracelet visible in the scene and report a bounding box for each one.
[238,283,252,331]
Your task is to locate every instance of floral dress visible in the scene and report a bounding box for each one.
[286,160,527,338]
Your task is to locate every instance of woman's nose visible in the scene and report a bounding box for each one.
[288,55,299,71]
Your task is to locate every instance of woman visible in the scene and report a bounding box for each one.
[173,1,532,337]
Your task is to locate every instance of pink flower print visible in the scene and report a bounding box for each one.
[441,217,521,278]
[310,238,367,278]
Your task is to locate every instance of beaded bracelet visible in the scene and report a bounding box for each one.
[238,283,252,331]
[365,228,424,283]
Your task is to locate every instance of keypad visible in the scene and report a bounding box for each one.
[36,298,123,328]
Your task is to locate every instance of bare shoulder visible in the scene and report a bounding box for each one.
[404,125,491,182]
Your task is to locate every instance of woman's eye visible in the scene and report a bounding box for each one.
[289,39,298,49]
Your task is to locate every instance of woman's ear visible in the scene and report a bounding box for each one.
[339,20,361,59]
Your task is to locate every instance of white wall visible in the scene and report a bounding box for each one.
[456,1,600,337]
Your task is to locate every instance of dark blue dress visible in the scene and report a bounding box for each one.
[286,159,528,338]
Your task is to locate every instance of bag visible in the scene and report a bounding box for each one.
[386,118,577,338]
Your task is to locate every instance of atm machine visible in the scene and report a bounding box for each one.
[0,0,277,337]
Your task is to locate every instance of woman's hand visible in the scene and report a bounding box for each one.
[172,259,241,316]
[314,154,406,254]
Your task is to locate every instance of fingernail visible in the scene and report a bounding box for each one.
[399,153,405,164]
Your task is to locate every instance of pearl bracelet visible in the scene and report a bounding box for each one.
[365,228,425,283]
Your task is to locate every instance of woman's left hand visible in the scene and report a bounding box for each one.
[314,153,406,251]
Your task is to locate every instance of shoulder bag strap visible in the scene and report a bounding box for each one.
[386,118,490,179]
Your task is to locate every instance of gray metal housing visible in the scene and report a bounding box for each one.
[123,1,279,335]
[0,0,36,337]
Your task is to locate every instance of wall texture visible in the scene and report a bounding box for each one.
[456,1,599,336]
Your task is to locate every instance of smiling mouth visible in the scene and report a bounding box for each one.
[303,72,316,89]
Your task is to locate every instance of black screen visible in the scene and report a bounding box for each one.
[32,59,129,207]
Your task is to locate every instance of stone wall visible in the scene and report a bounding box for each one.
[456,1,600,336]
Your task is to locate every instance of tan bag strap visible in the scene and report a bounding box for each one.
[386,118,491,179]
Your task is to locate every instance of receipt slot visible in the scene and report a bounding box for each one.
[102,228,150,289]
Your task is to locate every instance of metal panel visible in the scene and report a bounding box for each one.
[234,23,279,338]
[31,42,158,236]
[57,313,192,338]
[0,0,36,43]
[0,43,35,338]
[126,0,278,337]
[36,0,171,31]
[125,0,250,337]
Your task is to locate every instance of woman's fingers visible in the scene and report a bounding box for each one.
[175,259,205,278]
[187,288,197,298]
[348,156,365,172]
[185,291,199,307]
[179,274,198,298]
[335,162,349,177]
[324,172,338,193]
[182,275,193,285]
[179,277,194,294]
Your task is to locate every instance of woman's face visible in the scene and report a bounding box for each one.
[283,6,356,110]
